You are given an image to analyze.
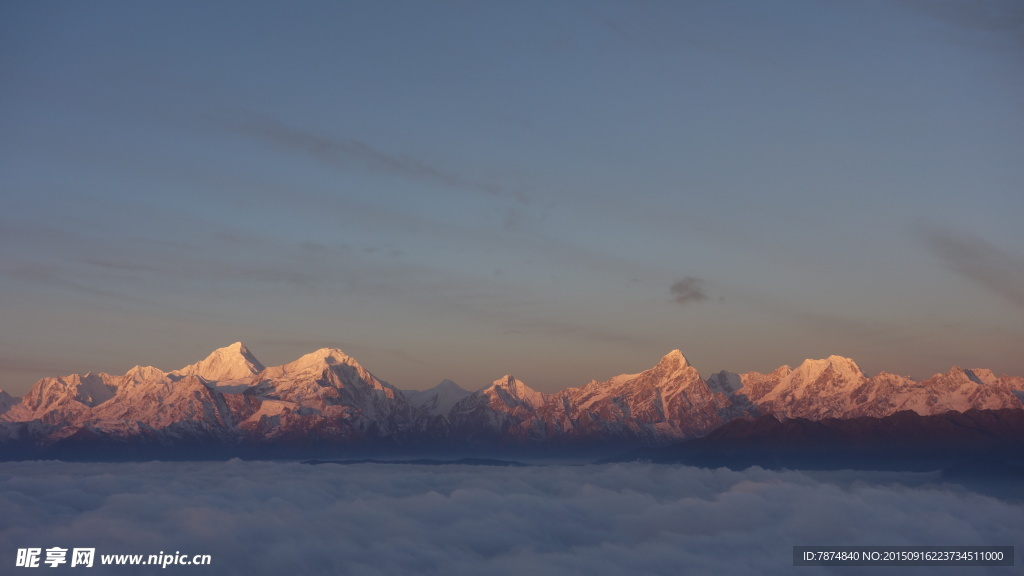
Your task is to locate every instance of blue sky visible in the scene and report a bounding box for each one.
[2,0,1022,394]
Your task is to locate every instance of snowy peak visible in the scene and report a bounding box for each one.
[596,351,697,391]
[174,342,265,382]
[279,347,356,374]
[5,372,119,424]
[427,379,471,399]
[964,368,998,386]
[124,365,168,385]
[657,349,690,372]
[2,341,1022,454]
[550,350,729,442]
[737,353,1024,420]
[488,375,519,392]
[488,374,525,392]
[794,355,863,381]
[246,345,406,414]
[486,375,545,409]
[946,367,999,387]
[253,347,364,384]
[404,379,472,416]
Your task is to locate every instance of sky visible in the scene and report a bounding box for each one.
[2,0,1023,395]
[2,460,1021,575]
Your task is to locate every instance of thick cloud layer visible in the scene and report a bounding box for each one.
[1,461,1019,575]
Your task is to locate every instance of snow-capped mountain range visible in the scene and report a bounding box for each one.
[1,343,1022,456]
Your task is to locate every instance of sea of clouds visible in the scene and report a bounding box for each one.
[1,460,1019,575]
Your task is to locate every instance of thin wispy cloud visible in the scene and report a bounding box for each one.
[900,0,1024,37]
[3,264,153,305]
[208,112,528,203]
[670,277,709,306]
[920,226,1024,308]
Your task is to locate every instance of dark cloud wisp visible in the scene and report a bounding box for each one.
[208,112,527,202]
[920,226,1024,308]
[670,276,709,306]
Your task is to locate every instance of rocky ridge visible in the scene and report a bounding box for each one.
[1,343,1021,457]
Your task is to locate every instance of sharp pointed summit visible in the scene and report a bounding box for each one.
[487,375,545,409]
[174,342,265,382]
[435,379,463,391]
[657,349,691,371]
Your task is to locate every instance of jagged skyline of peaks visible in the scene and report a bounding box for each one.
[2,341,1020,455]
[5,341,1024,399]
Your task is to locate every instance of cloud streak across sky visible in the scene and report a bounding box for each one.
[0,461,1020,576]
[210,112,527,203]
[920,226,1024,308]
